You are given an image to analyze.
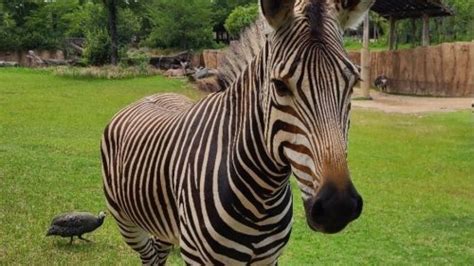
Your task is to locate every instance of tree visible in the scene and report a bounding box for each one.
[211,0,255,31]
[103,0,119,65]
[0,0,80,50]
[144,0,215,49]
[392,0,473,46]
[224,3,258,38]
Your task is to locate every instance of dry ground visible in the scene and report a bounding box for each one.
[352,88,473,113]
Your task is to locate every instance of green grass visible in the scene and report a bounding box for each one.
[344,38,413,52]
[1,68,473,265]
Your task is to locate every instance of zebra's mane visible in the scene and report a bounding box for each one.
[216,0,328,91]
[216,18,268,89]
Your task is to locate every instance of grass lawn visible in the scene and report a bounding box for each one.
[1,68,473,265]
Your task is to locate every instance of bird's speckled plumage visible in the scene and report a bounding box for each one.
[46,211,106,243]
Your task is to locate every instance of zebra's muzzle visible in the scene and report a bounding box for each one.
[304,182,363,234]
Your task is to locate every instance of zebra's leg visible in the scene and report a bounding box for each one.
[110,210,172,265]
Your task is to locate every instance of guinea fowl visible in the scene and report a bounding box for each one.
[46,211,106,244]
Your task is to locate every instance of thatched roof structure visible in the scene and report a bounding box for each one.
[371,0,453,19]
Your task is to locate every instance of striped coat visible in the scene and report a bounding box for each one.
[102,0,374,264]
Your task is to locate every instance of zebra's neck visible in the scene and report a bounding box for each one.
[222,45,292,203]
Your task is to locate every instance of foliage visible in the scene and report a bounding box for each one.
[403,0,474,44]
[224,4,259,38]
[1,68,473,265]
[1,0,472,60]
[0,0,78,50]
[116,8,141,44]
[64,2,140,65]
[121,48,150,72]
[83,28,111,65]
[0,7,20,50]
[22,1,78,49]
[346,0,473,50]
[63,2,106,39]
[343,36,412,52]
[143,0,215,49]
[211,0,255,30]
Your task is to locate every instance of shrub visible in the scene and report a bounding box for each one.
[83,29,111,66]
[0,11,20,50]
[224,4,259,38]
[121,48,150,73]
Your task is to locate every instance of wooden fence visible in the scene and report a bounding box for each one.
[348,42,474,97]
[202,42,473,97]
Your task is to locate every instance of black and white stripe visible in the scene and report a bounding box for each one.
[102,0,373,264]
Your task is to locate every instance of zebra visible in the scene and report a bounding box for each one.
[101,0,374,264]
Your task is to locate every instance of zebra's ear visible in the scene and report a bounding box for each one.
[260,0,296,29]
[331,0,375,30]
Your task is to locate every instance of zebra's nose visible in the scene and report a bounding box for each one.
[305,182,363,234]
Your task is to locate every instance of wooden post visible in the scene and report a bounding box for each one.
[422,14,430,46]
[360,13,371,99]
[389,16,397,50]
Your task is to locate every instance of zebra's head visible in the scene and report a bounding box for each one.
[260,0,374,234]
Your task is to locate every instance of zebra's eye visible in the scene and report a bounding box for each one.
[271,79,292,97]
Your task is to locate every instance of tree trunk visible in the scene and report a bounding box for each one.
[389,16,397,50]
[104,0,119,65]
[411,18,417,48]
[422,14,430,47]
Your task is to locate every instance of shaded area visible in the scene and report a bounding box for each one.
[372,0,453,19]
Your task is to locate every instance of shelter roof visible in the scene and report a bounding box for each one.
[371,0,453,19]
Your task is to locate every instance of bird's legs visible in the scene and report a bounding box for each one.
[69,236,74,244]
[78,235,91,242]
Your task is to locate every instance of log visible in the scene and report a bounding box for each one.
[69,43,85,54]
[43,59,74,66]
[65,38,85,55]
[25,50,76,67]
[0,61,19,67]
[194,67,210,80]
[149,51,192,69]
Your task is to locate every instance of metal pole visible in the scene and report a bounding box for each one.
[360,13,371,99]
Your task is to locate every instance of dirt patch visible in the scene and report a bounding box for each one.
[352,88,473,114]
